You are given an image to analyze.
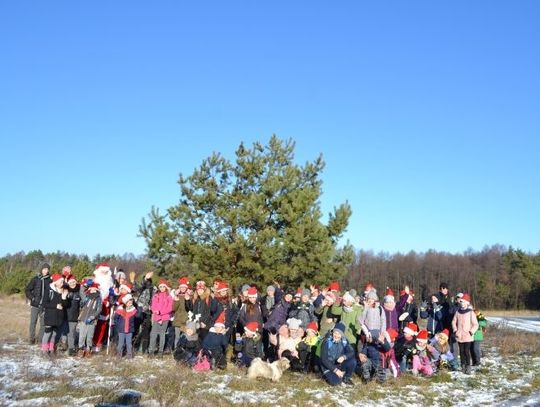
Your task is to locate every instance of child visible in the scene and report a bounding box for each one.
[411,329,434,377]
[65,275,82,356]
[428,329,458,371]
[357,330,393,382]
[452,293,478,375]
[289,288,316,329]
[471,310,487,367]
[419,294,444,338]
[41,273,68,356]
[78,280,103,357]
[297,320,320,373]
[149,279,173,357]
[381,328,400,379]
[358,290,386,342]
[394,322,418,372]
[382,288,399,332]
[202,311,229,369]
[114,294,140,358]
[174,315,201,366]
[234,321,264,367]
[270,318,304,371]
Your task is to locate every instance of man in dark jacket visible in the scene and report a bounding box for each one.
[320,322,357,386]
[25,262,51,344]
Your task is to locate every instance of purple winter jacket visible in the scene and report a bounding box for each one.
[263,299,291,332]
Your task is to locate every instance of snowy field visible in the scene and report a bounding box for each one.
[486,316,540,334]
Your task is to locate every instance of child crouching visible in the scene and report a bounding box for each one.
[174,316,201,366]
[202,312,228,369]
[234,321,264,367]
[411,329,434,377]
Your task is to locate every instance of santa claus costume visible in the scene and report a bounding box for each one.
[92,263,116,352]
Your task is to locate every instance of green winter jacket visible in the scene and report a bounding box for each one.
[474,317,488,341]
[330,303,363,345]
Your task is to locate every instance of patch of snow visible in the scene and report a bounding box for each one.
[487,316,540,333]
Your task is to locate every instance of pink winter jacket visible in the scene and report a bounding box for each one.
[151,291,173,323]
[452,307,478,343]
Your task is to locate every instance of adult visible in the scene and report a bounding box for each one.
[319,322,357,386]
[25,261,51,344]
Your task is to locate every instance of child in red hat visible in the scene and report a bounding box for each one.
[411,329,434,376]
[234,321,264,367]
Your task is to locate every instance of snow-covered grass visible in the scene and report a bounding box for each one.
[2,296,540,406]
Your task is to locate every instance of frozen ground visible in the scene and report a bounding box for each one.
[1,338,540,406]
[486,316,540,334]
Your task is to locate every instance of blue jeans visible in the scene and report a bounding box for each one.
[117,333,133,357]
[322,357,357,386]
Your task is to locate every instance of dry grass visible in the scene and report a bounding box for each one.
[483,309,540,317]
[484,325,540,356]
[0,295,29,341]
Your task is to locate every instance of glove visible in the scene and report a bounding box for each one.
[85,317,94,325]
[109,287,116,297]
[84,278,93,287]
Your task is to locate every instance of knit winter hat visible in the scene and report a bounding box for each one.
[39,261,51,271]
[186,320,199,332]
[244,321,259,334]
[349,289,357,298]
[416,329,429,343]
[286,318,302,330]
[403,322,419,336]
[301,288,311,298]
[266,285,276,293]
[241,284,250,293]
[366,290,379,301]
[333,321,346,337]
[342,291,355,304]
[116,271,126,281]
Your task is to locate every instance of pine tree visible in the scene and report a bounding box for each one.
[139,135,353,288]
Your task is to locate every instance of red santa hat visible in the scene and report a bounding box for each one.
[461,293,471,304]
[247,286,258,298]
[386,328,399,342]
[62,266,72,277]
[67,274,78,283]
[364,282,375,293]
[416,329,429,343]
[51,273,63,283]
[306,321,318,333]
[403,322,419,336]
[119,283,132,293]
[95,262,111,271]
[122,294,134,304]
[214,311,226,327]
[196,280,206,290]
[328,281,341,292]
[244,321,259,334]
[158,279,170,289]
[216,281,229,292]
[178,277,189,288]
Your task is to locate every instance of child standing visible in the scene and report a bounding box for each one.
[78,280,103,357]
[452,293,478,375]
[149,279,173,357]
[114,294,140,358]
[65,275,82,356]
[471,310,487,367]
[41,273,68,356]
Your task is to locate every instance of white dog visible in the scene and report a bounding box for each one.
[247,357,290,382]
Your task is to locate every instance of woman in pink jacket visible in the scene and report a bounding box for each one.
[148,279,173,356]
[451,293,478,374]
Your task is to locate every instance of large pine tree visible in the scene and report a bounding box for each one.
[139,135,353,289]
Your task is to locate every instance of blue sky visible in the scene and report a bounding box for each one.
[1,1,539,257]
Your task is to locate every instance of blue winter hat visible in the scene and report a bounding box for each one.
[333,322,346,337]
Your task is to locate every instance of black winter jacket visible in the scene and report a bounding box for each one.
[25,274,51,307]
[43,285,68,327]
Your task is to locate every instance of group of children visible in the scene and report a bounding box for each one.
[26,262,488,386]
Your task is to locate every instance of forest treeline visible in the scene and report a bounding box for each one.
[1,245,539,310]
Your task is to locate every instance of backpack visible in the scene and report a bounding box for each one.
[192,350,211,372]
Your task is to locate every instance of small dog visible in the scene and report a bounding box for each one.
[247,357,290,382]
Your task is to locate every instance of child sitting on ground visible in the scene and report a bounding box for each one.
[428,329,458,371]
[394,322,418,372]
[174,314,201,366]
[234,321,264,367]
[411,329,434,377]
[202,312,228,369]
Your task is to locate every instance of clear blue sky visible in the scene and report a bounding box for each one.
[1,1,539,257]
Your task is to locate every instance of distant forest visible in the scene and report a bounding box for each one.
[1,245,539,309]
